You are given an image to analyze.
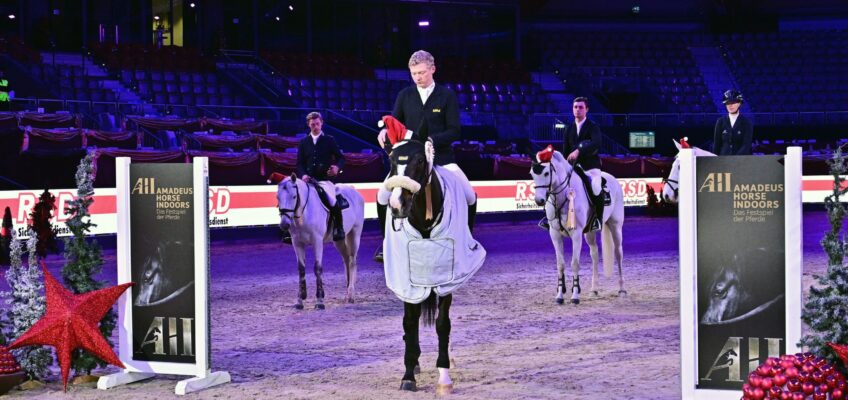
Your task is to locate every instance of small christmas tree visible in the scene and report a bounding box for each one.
[800,146,848,372]
[28,190,58,258]
[1,229,51,380]
[0,207,12,265]
[62,152,116,377]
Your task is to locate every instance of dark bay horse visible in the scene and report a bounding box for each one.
[382,138,484,395]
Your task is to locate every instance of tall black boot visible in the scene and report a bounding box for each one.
[467,197,477,233]
[584,192,603,233]
[331,205,345,241]
[374,203,387,262]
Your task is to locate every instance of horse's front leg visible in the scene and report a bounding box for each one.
[549,227,567,305]
[569,233,583,305]
[292,242,308,310]
[313,240,326,310]
[584,231,599,296]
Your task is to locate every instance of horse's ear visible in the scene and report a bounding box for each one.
[551,149,566,164]
[290,173,297,181]
[673,139,682,151]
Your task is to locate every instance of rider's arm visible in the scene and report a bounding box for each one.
[295,138,308,178]
[330,136,345,172]
[427,89,460,148]
[576,122,601,157]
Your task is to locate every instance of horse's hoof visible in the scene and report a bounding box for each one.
[399,380,417,392]
[436,383,454,396]
[570,298,580,305]
[618,290,628,297]
[315,303,325,310]
[555,298,564,305]
[294,303,304,310]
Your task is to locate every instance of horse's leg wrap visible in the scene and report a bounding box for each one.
[402,302,422,381]
[298,262,307,300]
[558,274,566,296]
[572,276,582,294]
[313,260,325,300]
[435,294,452,369]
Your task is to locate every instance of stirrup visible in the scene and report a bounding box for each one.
[538,217,550,230]
[281,231,292,245]
[587,217,601,233]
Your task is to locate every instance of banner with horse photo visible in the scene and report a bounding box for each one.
[678,148,802,399]
[129,163,198,364]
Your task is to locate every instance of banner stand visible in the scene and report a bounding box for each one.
[679,148,802,399]
[99,157,230,395]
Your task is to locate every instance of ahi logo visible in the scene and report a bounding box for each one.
[132,178,155,194]
[137,316,195,357]
[699,173,732,192]
[702,337,782,382]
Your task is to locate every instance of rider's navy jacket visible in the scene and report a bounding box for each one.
[296,133,345,180]
[563,118,602,171]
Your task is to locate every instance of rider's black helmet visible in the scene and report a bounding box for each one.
[722,89,744,105]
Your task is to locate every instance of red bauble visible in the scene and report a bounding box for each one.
[812,371,824,383]
[773,373,787,387]
[766,357,780,367]
[819,383,830,393]
[752,387,765,400]
[779,390,792,400]
[803,381,815,394]
[813,388,827,400]
[803,362,816,374]
[833,387,845,399]
[791,392,805,400]
[799,371,811,383]
[785,367,799,379]
[768,385,782,399]
[8,262,132,391]
[761,377,774,390]
[814,357,827,367]
[759,365,774,377]
[828,375,839,390]
[750,374,764,388]
[787,378,802,391]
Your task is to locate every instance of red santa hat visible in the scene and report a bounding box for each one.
[267,172,286,184]
[379,115,412,146]
[679,137,691,149]
[536,144,555,163]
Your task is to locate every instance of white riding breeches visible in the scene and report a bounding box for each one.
[586,168,601,196]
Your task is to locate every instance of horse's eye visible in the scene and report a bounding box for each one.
[544,172,549,177]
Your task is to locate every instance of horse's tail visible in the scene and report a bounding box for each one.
[421,291,437,327]
[602,222,613,277]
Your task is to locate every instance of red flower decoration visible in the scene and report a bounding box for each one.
[9,261,132,391]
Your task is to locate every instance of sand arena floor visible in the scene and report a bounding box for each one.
[2,210,832,399]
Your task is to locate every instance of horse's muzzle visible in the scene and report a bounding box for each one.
[535,198,545,206]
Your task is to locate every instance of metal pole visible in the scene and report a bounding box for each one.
[169,0,174,46]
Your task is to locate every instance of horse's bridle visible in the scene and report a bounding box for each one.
[278,180,310,220]
[535,161,574,231]
[389,164,437,233]
[662,176,679,198]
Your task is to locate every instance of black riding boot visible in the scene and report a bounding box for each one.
[585,192,604,233]
[331,205,345,241]
[374,203,386,262]
[281,229,292,245]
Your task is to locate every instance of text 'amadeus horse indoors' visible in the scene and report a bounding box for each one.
[275,173,364,309]
[530,145,625,305]
[380,131,485,395]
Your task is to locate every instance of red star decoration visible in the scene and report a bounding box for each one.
[829,342,848,368]
[9,261,132,391]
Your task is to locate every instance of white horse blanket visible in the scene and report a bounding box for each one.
[380,165,486,303]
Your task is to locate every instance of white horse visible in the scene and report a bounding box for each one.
[276,174,365,309]
[661,139,715,204]
[530,147,625,304]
